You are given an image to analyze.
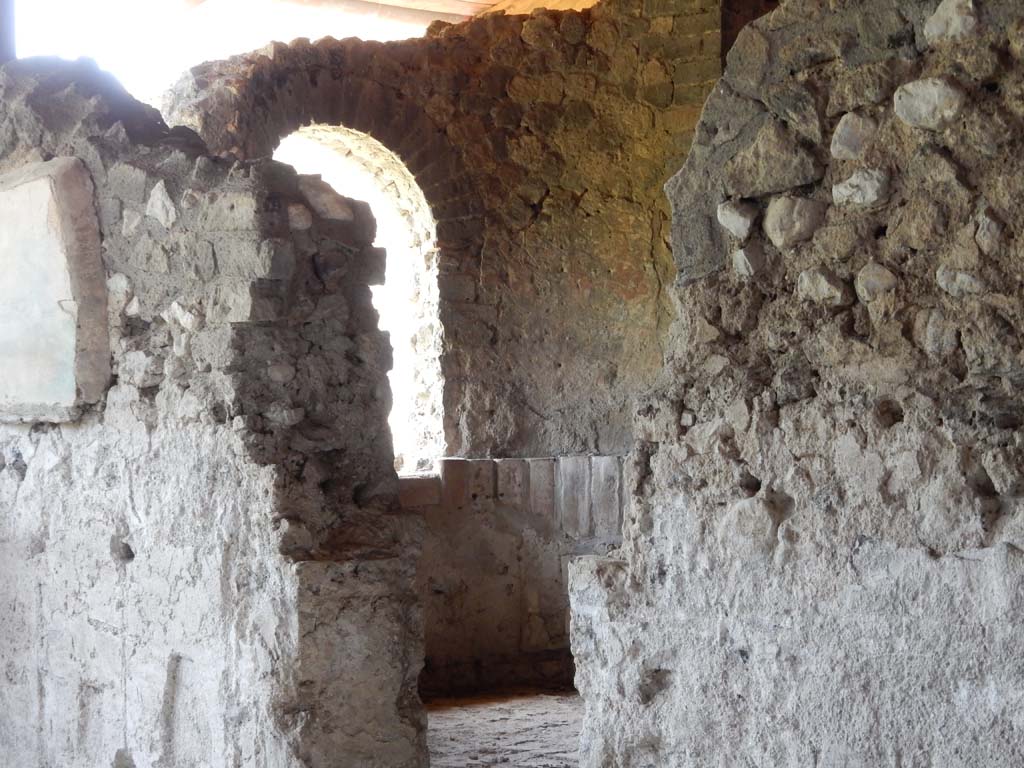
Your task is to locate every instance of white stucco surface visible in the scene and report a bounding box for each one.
[0,158,107,422]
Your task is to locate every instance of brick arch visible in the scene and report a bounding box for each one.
[166,39,484,251]
[167,3,724,461]
[167,38,488,455]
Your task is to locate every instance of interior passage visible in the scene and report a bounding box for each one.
[427,690,582,768]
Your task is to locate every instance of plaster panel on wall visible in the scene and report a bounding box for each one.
[0,157,108,423]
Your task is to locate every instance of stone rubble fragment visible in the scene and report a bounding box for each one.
[832,168,891,206]
[763,196,828,249]
[936,264,985,297]
[717,200,759,241]
[298,176,354,221]
[122,208,143,236]
[798,266,853,306]
[974,207,1003,256]
[724,119,824,197]
[108,162,148,203]
[914,307,960,358]
[732,242,766,278]
[268,362,297,383]
[119,350,164,388]
[263,402,305,426]
[924,0,978,45]
[855,262,898,303]
[106,273,133,316]
[830,112,878,160]
[288,203,313,230]
[145,179,178,228]
[894,78,967,130]
[163,300,204,332]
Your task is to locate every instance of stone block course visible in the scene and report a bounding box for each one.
[557,456,592,537]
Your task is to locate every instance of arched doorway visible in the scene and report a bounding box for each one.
[275,125,445,473]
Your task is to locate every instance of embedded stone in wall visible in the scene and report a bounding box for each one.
[0,157,108,423]
[724,118,823,197]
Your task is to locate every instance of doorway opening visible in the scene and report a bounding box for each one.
[275,125,445,473]
[400,454,627,766]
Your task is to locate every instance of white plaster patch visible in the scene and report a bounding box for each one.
[0,158,109,422]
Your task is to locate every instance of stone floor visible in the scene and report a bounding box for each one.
[427,689,582,767]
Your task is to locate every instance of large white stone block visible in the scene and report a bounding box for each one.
[0,158,108,422]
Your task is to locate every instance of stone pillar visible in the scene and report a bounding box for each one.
[0,0,13,64]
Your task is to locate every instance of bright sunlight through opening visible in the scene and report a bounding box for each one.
[276,127,445,473]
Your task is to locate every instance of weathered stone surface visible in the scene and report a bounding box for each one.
[763,195,827,249]
[0,157,108,423]
[427,692,582,768]
[827,59,906,116]
[894,78,967,130]
[832,168,891,206]
[1,60,423,768]
[572,2,1024,766]
[724,118,823,197]
[287,202,313,230]
[924,0,978,45]
[830,112,877,160]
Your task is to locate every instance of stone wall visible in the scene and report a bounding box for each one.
[401,455,624,696]
[164,0,723,460]
[571,1,1024,765]
[0,60,425,768]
